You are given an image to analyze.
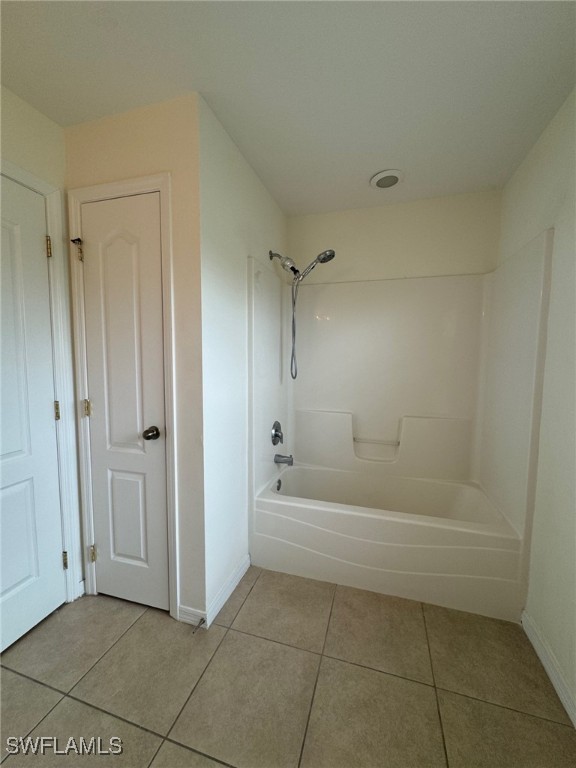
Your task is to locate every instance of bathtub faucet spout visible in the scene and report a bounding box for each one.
[274,454,294,466]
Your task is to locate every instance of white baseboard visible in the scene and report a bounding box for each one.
[177,604,206,627]
[522,610,576,727]
[167,555,252,628]
[206,555,251,626]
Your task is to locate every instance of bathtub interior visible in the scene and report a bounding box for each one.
[274,466,511,527]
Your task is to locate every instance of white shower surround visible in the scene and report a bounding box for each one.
[250,234,550,623]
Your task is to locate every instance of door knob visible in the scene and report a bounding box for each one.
[143,426,161,441]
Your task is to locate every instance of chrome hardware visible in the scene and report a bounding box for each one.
[271,421,284,446]
[274,454,293,466]
[276,479,282,491]
[143,426,161,441]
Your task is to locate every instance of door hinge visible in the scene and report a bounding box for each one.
[83,398,92,417]
[62,551,69,570]
[54,400,61,420]
[46,235,53,258]
[89,544,97,563]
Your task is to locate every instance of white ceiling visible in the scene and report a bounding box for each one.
[2,1,574,215]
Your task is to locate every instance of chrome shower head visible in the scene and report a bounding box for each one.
[298,249,336,280]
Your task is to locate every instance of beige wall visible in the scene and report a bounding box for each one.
[503,91,575,721]
[65,96,206,612]
[1,85,66,187]
[288,189,500,283]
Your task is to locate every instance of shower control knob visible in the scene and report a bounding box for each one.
[143,426,161,441]
[271,421,284,446]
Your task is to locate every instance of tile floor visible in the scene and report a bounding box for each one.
[1,567,575,767]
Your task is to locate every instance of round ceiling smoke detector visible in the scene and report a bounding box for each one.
[370,170,403,189]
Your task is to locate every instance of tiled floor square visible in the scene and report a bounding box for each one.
[71,610,226,734]
[1,596,145,692]
[4,697,161,767]
[231,569,335,652]
[300,656,447,768]
[213,566,262,627]
[439,689,576,767]
[324,585,433,683]
[424,603,571,724]
[0,669,63,763]
[170,629,320,768]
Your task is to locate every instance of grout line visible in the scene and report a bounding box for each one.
[420,601,574,730]
[435,686,576,729]
[296,583,337,768]
[1,682,65,749]
[421,603,450,768]
[64,694,168,739]
[162,737,238,768]
[213,566,264,629]
[320,652,436,689]
[226,624,438,691]
[67,604,150,694]
[164,625,231,741]
[226,626,322,656]
[226,621,436,689]
[420,603,438,687]
[0,665,68,696]
[227,567,265,627]
[145,738,165,768]
[320,585,337,656]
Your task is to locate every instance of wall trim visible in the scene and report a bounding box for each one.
[206,555,251,626]
[67,173,180,619]
[1,159,56,196]
[177,605,207,627]
[1,160,83,604]
[522,610,576,727]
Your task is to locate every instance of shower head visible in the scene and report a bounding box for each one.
[298,249,336,280]
[269,251,300,276]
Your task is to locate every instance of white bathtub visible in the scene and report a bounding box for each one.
[251,466,524,621]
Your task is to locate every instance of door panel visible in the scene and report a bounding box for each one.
[1,176,66,650]
[81,193,168,610]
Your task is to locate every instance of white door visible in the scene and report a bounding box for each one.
[81,192,169,610]
[1,176,66,651]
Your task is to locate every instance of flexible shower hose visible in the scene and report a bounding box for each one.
[291,277,300,379]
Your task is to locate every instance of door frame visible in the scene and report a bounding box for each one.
[68,174,179,619]
[1,159,83,603]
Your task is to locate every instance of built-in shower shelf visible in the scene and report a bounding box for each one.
[296,410,472,480]
[353,438,398,461]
